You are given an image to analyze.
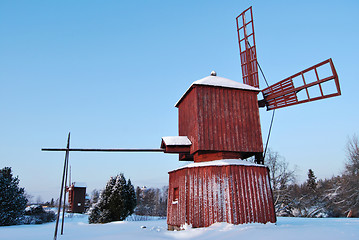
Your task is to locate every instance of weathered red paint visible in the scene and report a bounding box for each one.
[167,163,276,229]
[236,6,259,88]
[261,58,341,110]
[177,85,263,162]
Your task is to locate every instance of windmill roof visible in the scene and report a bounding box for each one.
[175,75,260,107]
[73,182,87,188]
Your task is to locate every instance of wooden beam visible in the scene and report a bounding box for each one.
[42,148,165,152]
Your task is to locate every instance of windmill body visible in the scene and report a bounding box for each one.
[166,73,276,229]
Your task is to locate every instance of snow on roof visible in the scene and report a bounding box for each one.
[172,159,265,171]
[73,182,87,188]
[161,136,192,146]
[175,75,260,107]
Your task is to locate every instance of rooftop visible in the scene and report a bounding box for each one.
[175,72,260,107]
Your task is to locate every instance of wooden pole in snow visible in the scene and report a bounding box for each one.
[53,133,70,240]
[61,142,70,235]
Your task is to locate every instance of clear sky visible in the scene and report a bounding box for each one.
[1,0,358,202]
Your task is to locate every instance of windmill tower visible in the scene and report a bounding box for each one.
[166,6,341,230]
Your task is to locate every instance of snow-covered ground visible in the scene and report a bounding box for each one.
[1,214,358,240]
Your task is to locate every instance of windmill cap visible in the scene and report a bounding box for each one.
[175,73,260,107]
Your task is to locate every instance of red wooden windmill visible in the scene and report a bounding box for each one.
[44,6,341,236]
[165,6,341,230]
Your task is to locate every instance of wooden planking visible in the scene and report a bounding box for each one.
[177,85,263,158]
[167,164,276,228]
[178,87,199,156]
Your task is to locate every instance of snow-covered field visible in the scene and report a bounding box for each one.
[1,214,358,240]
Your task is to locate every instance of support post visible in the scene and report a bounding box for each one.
[61,143,70,235]
[54,133,70,240]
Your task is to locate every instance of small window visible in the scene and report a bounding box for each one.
[77,203,82,207]
[173,187,179,203]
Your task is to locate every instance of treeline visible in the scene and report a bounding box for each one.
[267,135,359,218]
[135,186,168,217]
[89,185,168,219]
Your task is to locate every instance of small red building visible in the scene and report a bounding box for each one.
[166,73,276,230]
[68,182,87,213]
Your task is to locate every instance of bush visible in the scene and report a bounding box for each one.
[19,205,56,224]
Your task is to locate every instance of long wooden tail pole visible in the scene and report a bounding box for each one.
[43,148,165,152]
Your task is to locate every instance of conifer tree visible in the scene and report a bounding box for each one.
[89,173,136,223]
[306,169,317,192]
[0,167,28,226]
[126,179,136,216]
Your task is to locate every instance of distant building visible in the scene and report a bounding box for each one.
[68,182,86,213]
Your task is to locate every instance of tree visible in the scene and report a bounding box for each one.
[264,149,296,216]
[0,167,28,226]
[134,186,168,217]
[338,135,359,216]
[88,173,136,223]
[306,169,317,192]
[90,189,100,206]
[345,134,359,176]
[126,179,136,216]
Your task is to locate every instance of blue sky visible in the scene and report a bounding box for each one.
[1,0,358,201]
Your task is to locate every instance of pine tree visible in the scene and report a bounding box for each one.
[0,167,28,226]
[89,173,136,223]
[306,169,317,192]
[126,179,136,216]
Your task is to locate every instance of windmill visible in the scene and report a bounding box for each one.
[44,6,341,234]
[166,6,341,229]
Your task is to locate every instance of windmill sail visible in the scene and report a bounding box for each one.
[236,6,259,88]
[261,58,341,110]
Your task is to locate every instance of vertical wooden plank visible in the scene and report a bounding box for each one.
[208,168,214,226]
[265,168,277,222]
[235,166,244,224]
[252,168,262,222]
[256,168,266,223]
[247,167,256,222]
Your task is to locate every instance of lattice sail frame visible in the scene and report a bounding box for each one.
[236,6,259,88]
[261,59,341,110]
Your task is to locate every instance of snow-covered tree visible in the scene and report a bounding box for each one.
[338,135,359,216]
[89,174,136,223]
[265,149,296,216]
[134,186,168,217]
[0,167,28,226]
[126,179,136,216]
